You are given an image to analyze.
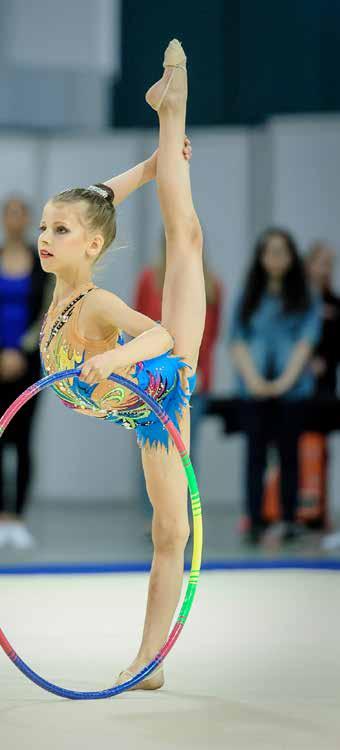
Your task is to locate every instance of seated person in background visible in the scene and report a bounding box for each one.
[229,228,321,544]
[0,197,51,549]
[306,241,340,396]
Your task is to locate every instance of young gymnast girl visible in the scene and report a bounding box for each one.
[39,39,205,690]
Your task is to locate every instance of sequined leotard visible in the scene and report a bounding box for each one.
[40,283,195,449]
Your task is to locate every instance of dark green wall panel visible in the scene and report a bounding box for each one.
[114,0,340,127]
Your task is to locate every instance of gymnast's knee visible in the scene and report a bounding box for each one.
[166,214,203,254]
[152,514,190,553]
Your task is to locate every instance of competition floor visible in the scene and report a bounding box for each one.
[1,570,340,750]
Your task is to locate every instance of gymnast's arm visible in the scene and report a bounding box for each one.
[104,138,192,206]
[230,342,271,397]
[80,289,173,383]
[104,155,156,207]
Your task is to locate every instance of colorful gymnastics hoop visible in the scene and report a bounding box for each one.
[0,368,203,700]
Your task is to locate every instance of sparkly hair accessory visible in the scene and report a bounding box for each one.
[87,185,110,200]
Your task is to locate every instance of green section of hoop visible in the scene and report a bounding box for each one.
[177,449,203,625]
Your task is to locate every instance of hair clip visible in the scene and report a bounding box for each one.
[87,185,110,200]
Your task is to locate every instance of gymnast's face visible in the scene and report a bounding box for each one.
[38,201,104,272]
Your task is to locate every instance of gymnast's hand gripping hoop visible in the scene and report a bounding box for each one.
[0,368,203,699]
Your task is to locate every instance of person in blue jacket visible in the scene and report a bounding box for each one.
[230,228,321,544]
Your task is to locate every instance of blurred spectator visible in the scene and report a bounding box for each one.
[291,241,340,531]
[0,197,51,549]
[134,232,223,469]
[229,228,321,544]
[306,241,340,395]
[241,240,339,531]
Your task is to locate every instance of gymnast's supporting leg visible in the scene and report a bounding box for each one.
[119,40,205,688]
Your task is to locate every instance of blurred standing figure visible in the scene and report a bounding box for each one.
[0,197,50,548]
[230,228,320,544]
[135,234,223,467]
[298,242,340,531]
[306,241,340,395]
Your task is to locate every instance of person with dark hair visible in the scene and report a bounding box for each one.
[292,241,340,531]
[0,197,51,548]
[306,241,340,395]
[229,228,321,544]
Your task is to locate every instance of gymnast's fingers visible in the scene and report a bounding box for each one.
[88,368,103,384]
[80,365,89,380]
[81,366,94,384]
[183,139,192,161]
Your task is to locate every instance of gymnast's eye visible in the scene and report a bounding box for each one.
[55,225,68,234]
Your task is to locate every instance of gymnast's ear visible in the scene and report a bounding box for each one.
[87,233,104,261]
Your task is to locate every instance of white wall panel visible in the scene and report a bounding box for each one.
[271,115,340,251]
[4,0,121,73]
[0,135,40,221]
[0,1,120,128]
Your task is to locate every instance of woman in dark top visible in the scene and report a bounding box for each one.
[230,228,320,544]
[306,241,340,395]
[0,197,50,548]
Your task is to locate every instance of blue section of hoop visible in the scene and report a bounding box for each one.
[11,653,162,699]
